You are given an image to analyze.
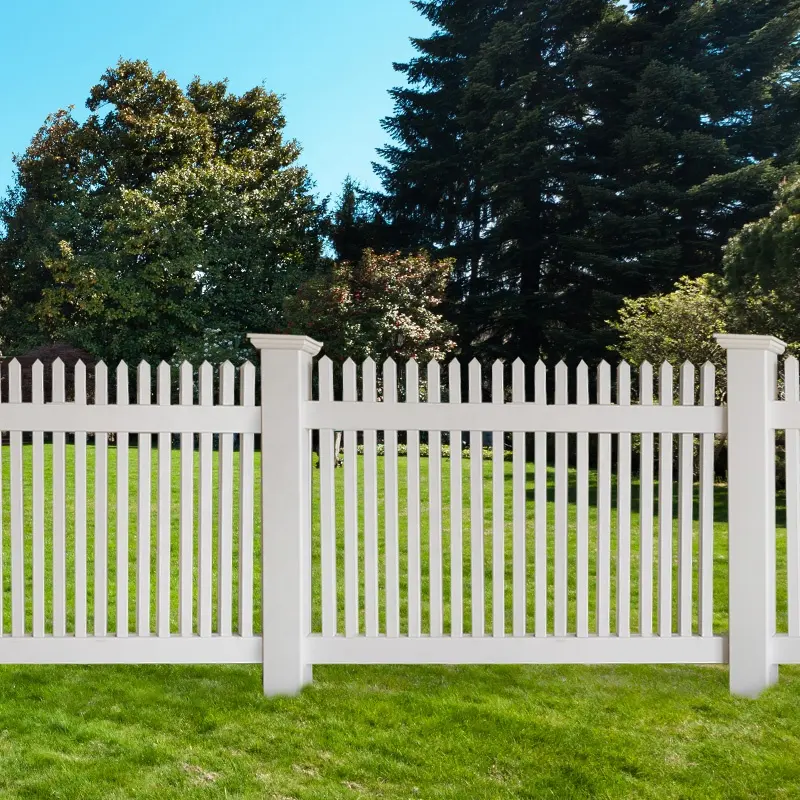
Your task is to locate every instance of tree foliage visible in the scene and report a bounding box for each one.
[723,176,800,352]
[377,0,800,367]
[609,274,728,372]
[0,59,324,364]
[283,249,456,365]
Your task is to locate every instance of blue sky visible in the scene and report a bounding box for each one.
[0,0,432,204]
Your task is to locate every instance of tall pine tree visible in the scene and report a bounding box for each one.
[378,0,800,365]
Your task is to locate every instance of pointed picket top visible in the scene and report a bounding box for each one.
[318,355,333,401]
[239,360,256,406]
[639,361,653,405]
[426,359,441,403]
[137,360,151,404]
[8,358,21,403]
[492,360,504,403]
[511,357,525,403]
[95,361,108,405]
[52,357,65,402]
[343,358,357,401]
[534,359,547,404]
[362,357,377,403]
[116,361,129,404]
[679,361,695,405]
[700,361,716,405]
[617,361,631,406]
[32,359,44,403]
[179,361,193,405]
[219,361,235,405]
[577,360,589,405]
[448,358,462,403]
[468,358,482,403]
[383,357,397,403]
[659,361,674,406]
[553,360,567,405]
[406,358,420,403]
[597,360,611,404]
[198,361,213,405]
[157,361,171,405]
[51,357,64,404]
[74,360,87,405]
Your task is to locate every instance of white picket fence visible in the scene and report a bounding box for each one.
[0,332,795,697]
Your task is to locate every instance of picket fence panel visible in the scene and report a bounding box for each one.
[0,356,260,664]
[308,354,723,658]
[0,331,797,699]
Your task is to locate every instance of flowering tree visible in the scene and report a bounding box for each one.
[284,249,456,364]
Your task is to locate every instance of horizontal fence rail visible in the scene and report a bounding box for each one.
[0,331,793,698]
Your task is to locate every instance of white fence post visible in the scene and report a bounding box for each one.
[248,333,322,696]
[715,333,785,697]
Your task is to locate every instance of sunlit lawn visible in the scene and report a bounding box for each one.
[0,442,795,798]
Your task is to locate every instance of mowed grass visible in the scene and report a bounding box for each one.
[0,441,797,798]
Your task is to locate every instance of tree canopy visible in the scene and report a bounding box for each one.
[0,59,325,365]
[376,0,800,367]
[284,248,456,366]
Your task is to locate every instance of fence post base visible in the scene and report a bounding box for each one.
[716,334,785,698]
[249,333,322,697]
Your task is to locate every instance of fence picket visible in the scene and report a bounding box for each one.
[9,360,23,637]
[469,359,484,638]
[156,362,171,637]
[597,361,612,637]
[407,359,421,637]
[576,361,589,637]
[617,361,632,638]
[218,362,235,637]
[384,359,400,637]
[116,362,130,637]
[74,361,88,638]
[699,362,716,638]
[555,361,568,637]
[639,362,654,637]
[534,360,547,637]
[238,361,256,638]
[52,359,67,637]
[427,360,443,638]
[363,358,379,637]
[511,359,526,637]
[491,360,505,637]
[94,362,109,637]
[179,362,194,636]
[198,362,213,638]
[678,362,695,636]
[658,362,674,638]
[0,363,3,635]
[448,360,463,638]
[32,361,45,637]
[136,361,152,637]
[343,359,359,637]
[318,357,336,637]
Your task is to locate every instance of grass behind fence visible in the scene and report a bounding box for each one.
[0,442,791,638]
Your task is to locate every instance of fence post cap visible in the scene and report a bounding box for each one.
[713,333,786,355]
[247,333,323,356]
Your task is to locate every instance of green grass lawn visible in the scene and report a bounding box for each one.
[0,441,796,798]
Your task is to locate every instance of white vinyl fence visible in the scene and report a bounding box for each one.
[0,332,794,697]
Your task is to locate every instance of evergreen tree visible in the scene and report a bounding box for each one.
[580,0,800,352]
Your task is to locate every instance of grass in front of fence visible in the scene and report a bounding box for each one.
[0,444,797,798]
[1,662,800,798]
